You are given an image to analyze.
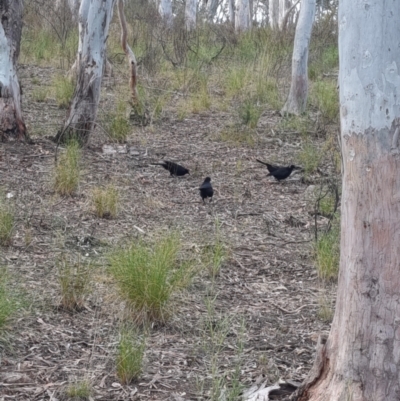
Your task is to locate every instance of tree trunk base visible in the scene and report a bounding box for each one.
[0,98,28,142]
[291,335,329,400]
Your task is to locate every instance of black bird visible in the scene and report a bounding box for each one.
[199,177,214,203]
[151,161,190,176]
[256,159,299,181]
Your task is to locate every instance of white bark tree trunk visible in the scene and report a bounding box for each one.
[295,2,400,400]
[228,0,235,24]
[158,0,173,26]
[269,0,279,28]
[0,0,26,141]
[56,0,116,145]
[185,0,197,30]
[278,0,288,29]
[281,0,315,115]
[235,0,250,31]
[206,0,219,22]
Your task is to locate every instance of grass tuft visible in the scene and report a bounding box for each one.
[104,102,131,142]
[298,140,321,176]
[310,80,339,122]
[202,219,228,280]
[0,195,14,246]
[31,87,48,102]
[57,255,91,311]
[54,140,81,196]
[109,234,193,323]
[0,269,14,329]
[239,99,262,128]
[91,185,119,219]
[116,326,146,384]
[217,124,255,147]
[65,379,92,399]
[53,75,75,109]
[315,221,340,281]
[318,293,334,322]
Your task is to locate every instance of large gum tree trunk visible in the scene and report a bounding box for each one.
[0,0,27,141]
[235,0,250,31]
[55,0,115,145]
[281,0,315,115]
[185,0,197,30]
[294,2,400,400]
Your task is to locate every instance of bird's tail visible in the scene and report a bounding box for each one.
[256,159,269,166]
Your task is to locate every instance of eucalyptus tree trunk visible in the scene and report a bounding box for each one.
[228,0,235,24]
[281,0,315,115]
[269,0,278,28]
[294,2,400,400]
[206,0,219,22]
[278,0,288,29]
[158,0,173,26]
[0,0,27,141]
[185,0,197,30]
[55,0,116,145]
[235,0,250,31]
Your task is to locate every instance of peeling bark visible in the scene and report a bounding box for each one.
[0,0,27,142]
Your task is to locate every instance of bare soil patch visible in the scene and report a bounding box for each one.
[0,65,336,400]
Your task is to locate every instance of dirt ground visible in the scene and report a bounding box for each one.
[0,64,337,400]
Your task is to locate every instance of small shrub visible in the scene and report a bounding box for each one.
[116,327,146,384]
[65,380,91,399]
[315,221,340,281]
[91,185,119,218]
[109,234,193,323]
[58,255,91,311]
[0,196,14,246]
[0,269,14,329]
[53,75,75,109]
[54,140,81,196]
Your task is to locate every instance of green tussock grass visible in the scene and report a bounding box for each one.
[65,379,92,399]
[315,220,340,281]
[53,75,75,109]
[57,255,91,311]
[91,185,119,218]
[116,326,146,384]
[0,269,15,329]
[0,195,14,246]
[54,140,81,196]
[109,234,193,323]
